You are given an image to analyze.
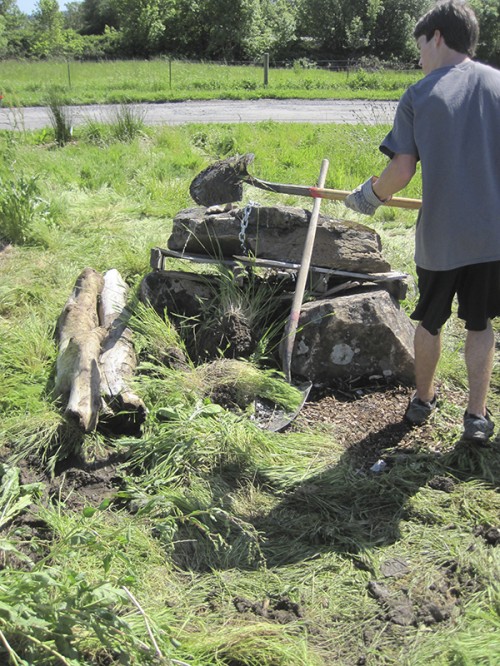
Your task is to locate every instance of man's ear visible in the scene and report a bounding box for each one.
[433,29,444,45]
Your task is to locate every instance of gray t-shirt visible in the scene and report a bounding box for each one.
[380,61,500,271]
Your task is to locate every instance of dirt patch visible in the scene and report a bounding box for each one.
[15,452,124,513]
[474,524,500,546]
[233,595,303,624]
[294,381,470,463]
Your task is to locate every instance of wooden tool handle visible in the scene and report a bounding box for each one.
[309,186,421,210]
[282,159,330,383]
[247,177,422,210]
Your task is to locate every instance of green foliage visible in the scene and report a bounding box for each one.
[0,464,43,530]
[46,89,73,146]
[0,566,155,664]
[2,0,500,64]
[110,103,147,142]
[114,0,173,56]
[31,0,66,57]
[0,174,53,245]
[0,14,8,57]
[0,123,499,666]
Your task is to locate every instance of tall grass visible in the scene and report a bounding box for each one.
[0,121,498,666]
[0,59,422,106]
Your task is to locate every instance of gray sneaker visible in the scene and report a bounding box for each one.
[462,410,495,443]
[405,394,437,425]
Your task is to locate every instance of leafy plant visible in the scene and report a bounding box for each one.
[0,175,53,245]
[0,464,43,531]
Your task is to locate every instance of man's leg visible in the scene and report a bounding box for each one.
[465,320,494,417]
[405,323,440,424]
[414,323,441,403]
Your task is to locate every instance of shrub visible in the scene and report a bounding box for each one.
[0,175,52,245]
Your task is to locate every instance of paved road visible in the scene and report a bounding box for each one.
[0,99,398,131]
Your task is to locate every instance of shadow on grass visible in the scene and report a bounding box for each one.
[253,421,500,567]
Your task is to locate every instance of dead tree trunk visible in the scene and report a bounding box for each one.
[55,267,146,434]
[99,270,147,429]
[55,268,105,432]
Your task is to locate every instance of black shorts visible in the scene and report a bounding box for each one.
[411,261,500,335]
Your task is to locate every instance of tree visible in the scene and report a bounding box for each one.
[114,0,173,56]
[370,0,427,62]
[63,1,85,31]
[259,0,298,59]
[31,0,65,56]
[80,0,119,35]
[0,14,8,56]
[0,0,17,14]
[470,0,500,65]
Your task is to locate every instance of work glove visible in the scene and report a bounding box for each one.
[344,177,387,216]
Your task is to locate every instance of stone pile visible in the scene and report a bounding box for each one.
[142,202,416,385]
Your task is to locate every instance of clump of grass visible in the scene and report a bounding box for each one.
[197,358,303,413]
[46,89,73,147]
[0,175,54,246]
[121,397,272,482]
[111,103,147,142]
[128,299,192,369]
[4,410,85,475]
[189,265,287,364]
[184,623,322,666]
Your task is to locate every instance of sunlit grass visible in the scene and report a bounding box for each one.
[0,59,422,106]
[0,120,498,666]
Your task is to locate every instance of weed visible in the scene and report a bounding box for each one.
[0,175,53,246]
[46,89,73,147]
[111,103,147,142]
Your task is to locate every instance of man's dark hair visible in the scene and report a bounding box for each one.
[414,1,479,56]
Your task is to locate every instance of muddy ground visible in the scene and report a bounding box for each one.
[13,380,497,514]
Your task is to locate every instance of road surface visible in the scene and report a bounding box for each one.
[0,99,398,131]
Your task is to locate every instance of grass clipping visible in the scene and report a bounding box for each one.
[197,359,304,415]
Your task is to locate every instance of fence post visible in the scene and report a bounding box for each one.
[263,53,269,87]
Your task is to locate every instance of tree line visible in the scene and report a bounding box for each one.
[1,0,499,65]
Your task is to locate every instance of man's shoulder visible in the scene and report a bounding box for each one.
[407,61,500,98]
[472,61,500,82]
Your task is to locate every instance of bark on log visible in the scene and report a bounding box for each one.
[55,268,105,432]
[55,268,146,433]
[99,270,147,428]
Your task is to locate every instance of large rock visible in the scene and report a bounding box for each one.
[168,205,390,273]
[290,288,415,384]
[140,270,214,317]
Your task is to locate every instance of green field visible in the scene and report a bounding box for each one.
[0,117,498,666]
[0,59,422,106]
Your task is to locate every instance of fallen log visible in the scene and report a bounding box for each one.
[99,270,147,430]
[54,268,105,432]
[55,268,146,434]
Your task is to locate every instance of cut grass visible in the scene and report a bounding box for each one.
[0,120,498,665]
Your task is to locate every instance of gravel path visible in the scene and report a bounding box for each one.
[0,98,398,131]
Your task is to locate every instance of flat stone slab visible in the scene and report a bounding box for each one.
[167,205,390,274]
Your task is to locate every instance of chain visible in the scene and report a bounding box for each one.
[238,201,260,255]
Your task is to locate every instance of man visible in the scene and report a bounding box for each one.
[345,0,500,443]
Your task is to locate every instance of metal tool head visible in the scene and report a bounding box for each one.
[189,153,255,206]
